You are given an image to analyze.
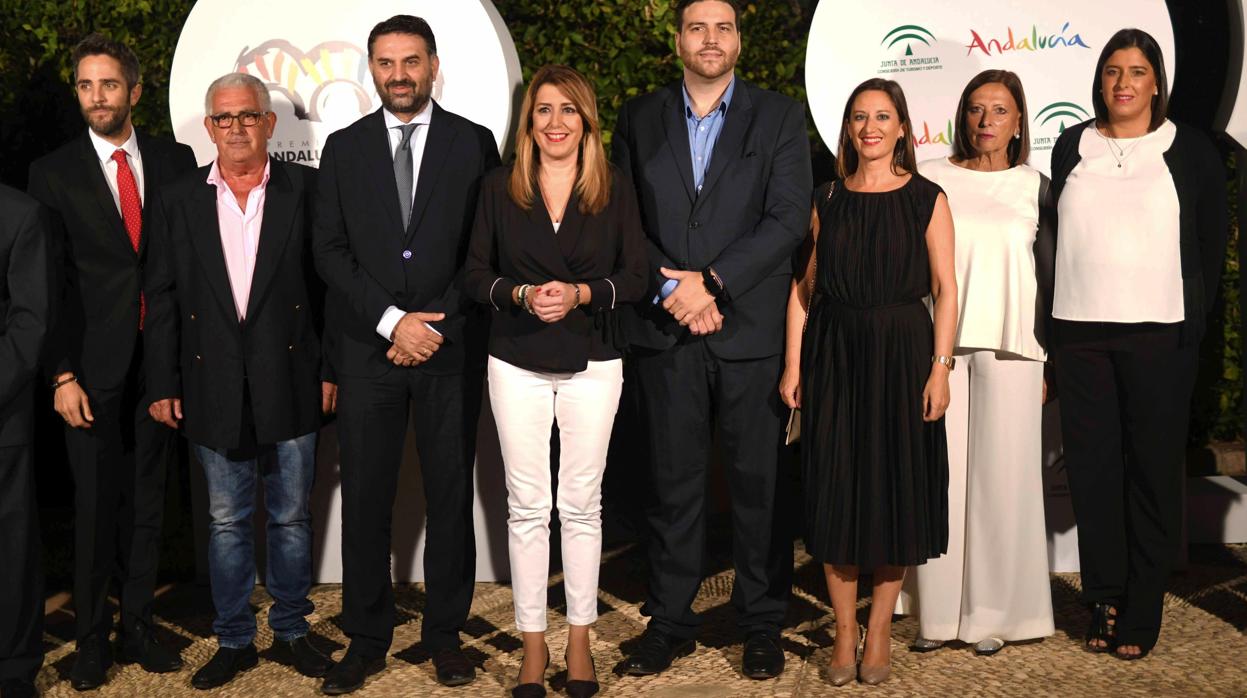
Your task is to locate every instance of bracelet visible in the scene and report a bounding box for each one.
[519,284,536,315]
[52,374,79,391]
[932,355,956,371]
[572,283,582,307]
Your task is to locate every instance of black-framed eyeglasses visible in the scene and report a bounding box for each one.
[209,111,267,128]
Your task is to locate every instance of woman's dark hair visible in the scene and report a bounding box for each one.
[951,69,1031,167]
[1092,28,1168,132]
[835,78,917,179]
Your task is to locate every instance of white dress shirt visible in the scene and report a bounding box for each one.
[376,101,436,341]
[88,127,145,213]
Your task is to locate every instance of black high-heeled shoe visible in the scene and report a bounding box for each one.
[564,650,599,698]
[512,644,550,698]
[1084,603,1118,654]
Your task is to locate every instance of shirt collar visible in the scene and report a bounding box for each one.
[89,126,139,165]
[683,76,736,120]
[383,98,434,131]
[206,158,271,189]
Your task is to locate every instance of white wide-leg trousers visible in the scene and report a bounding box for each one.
[900,349,1055,642]
[487,356,623,632]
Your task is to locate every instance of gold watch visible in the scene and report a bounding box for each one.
[932,355,956,370]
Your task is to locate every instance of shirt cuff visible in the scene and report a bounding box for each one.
[376,306,405,341]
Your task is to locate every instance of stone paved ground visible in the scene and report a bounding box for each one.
[35,543,1247,697]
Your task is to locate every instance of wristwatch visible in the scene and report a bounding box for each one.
[702,267,724,298]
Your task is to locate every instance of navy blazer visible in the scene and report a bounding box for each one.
[611,78,813,360]
[143,161,325,450]
[27,130,197,388]
[313,104,501,377]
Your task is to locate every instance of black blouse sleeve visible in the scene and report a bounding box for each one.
[463,170,520,311]
[584,172,647,312]
[1188,130,1228,308]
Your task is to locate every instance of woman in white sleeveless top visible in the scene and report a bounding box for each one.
[899,70,1055,655]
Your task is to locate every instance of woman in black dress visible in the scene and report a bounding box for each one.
[780,78,956,685]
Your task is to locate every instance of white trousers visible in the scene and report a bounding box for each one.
[899,349,1055,642]
[487,356,623,632]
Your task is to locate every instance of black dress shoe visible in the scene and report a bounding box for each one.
[321,653,385,696]
[1,678,38,698]
[432,647,476,687]
[191,644,259,690]
[70,638,111,691]
[273,636,334,678]
[117,622,183,673]
[621,629,695,676]
[741,633,784,679]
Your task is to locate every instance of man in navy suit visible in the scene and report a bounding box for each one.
[611,0,813,680]
[312,15,500,695]
[27,33,197,691]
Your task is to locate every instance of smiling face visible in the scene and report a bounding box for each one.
[204,85,275,168]
[848,89,905,164]
[962,81,1020,161]
[369,32,439,117]
[531,83,584,164]
[75,54,140,139]
[676,0,741,82]
[1100,47,1157,127]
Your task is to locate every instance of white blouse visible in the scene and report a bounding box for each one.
[919,157,1046,361]
[1053,120,1183,323]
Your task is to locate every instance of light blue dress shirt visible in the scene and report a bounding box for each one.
[683,77,736,194]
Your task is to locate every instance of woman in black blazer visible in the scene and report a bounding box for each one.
[464,64,646,698]
[1049,28,1227,660]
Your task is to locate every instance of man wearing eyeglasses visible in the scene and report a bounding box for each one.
[142,72,335,689]
[27,33,196,691]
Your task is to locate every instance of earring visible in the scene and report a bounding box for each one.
[1013,132,1021,140]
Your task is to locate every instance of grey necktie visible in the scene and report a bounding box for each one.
[393,123,418,230]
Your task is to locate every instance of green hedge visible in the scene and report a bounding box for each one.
[0,0,1239,445]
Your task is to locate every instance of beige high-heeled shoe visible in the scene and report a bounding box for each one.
[828,626,864,686]
[858,629,891,685]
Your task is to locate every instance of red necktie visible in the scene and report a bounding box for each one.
[112,149,145,329]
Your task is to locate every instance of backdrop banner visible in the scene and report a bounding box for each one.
[805,0,1176,175]
[169,0,521,583]
[806,1,1176,572]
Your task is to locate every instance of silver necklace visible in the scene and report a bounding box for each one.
[1098,128,1143,169]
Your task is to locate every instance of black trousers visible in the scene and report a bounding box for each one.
[336,367,480,657]
[1053,320,1197,651]
[632,341,791,640]
[0,442,43,683]
[64,343,175,643]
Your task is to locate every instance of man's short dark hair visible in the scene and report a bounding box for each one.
[368,15,438,58]
[71,33,141,90]
[675,0,742,31]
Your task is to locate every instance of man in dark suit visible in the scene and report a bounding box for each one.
[26,33,197,690]
[0,185,51,698]
[611,0,812,680]
[312,15,500,695]
[143,72,336,690]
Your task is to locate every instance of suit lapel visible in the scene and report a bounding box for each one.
[244,162,295,321]
[661,85,696,203]
[695,82,752,204]
[359,110,405,237]
[188,181,242,326]
[136,131,161,257]
[77,132,133,256]
[405,102,455,246]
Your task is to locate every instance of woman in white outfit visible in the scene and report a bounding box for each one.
[463,65,647,697]
[901,70,1056,656]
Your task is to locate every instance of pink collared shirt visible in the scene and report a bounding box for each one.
[206,160,270,321]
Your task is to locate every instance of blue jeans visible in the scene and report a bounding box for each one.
[194,432,317,649]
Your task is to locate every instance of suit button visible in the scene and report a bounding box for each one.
[195,354,202,361]
[189,313,196,320]
[689,221,701,229]
[288,345,294,351]
[402,250,412,260]
[294,304,301,310]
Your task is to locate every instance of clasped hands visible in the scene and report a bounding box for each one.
[659,267,722,336]
[387,311,446,367]
[523,281,580,323]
